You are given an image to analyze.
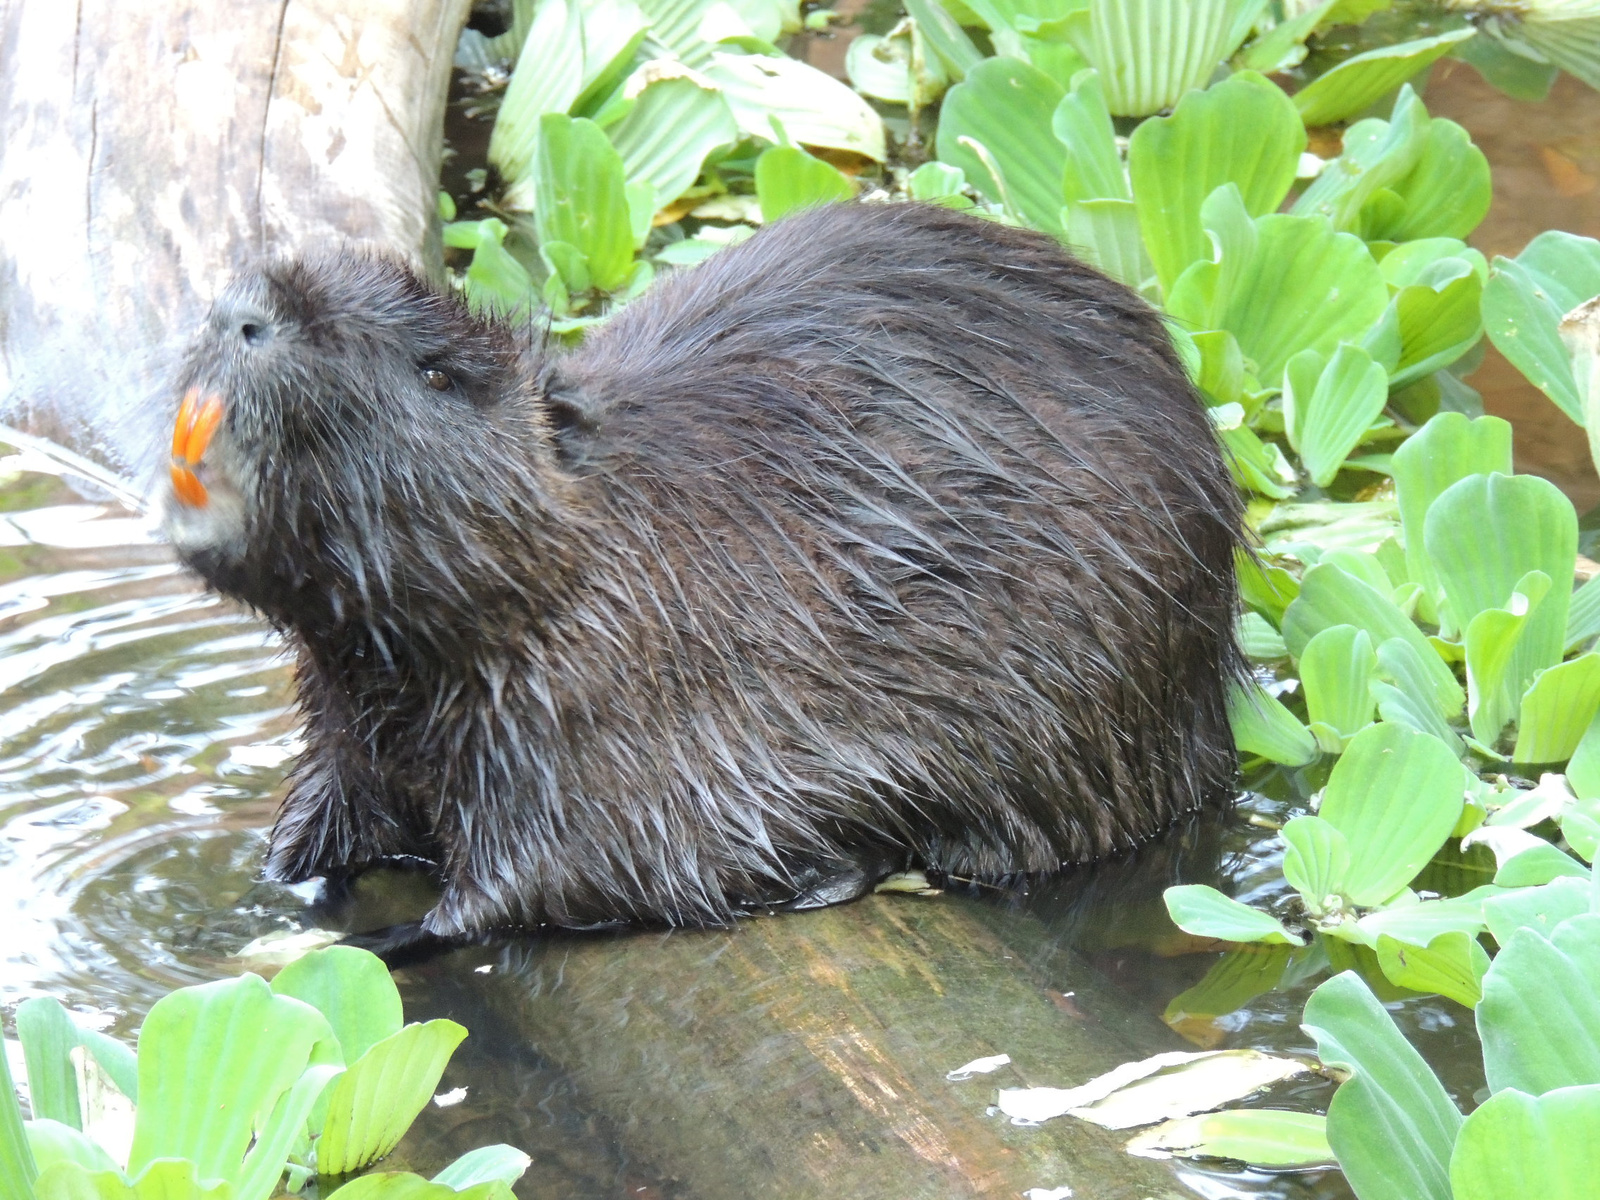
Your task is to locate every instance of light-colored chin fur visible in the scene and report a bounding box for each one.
[156,434,250,565]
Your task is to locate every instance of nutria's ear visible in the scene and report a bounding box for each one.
[540,383,602,464]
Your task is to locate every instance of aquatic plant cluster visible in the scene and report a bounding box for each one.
[438,0,1600,1194]
[0,946,529,1200]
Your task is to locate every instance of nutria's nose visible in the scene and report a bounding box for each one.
[216,296,275,347]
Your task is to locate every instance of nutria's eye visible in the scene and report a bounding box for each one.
[422,368,452,391]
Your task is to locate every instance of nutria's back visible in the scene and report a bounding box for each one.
[162,202,1244,935]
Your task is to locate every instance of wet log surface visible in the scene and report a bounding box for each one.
[0,0,470,472]
[390,890,1196,1200]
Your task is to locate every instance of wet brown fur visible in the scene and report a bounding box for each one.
[165,202,1245,935]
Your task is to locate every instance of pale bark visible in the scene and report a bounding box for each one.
[0,0,471,474]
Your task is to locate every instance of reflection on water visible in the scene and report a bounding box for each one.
[0,454,1469,1200]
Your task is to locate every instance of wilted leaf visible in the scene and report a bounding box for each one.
[1125,1108,1333,1165]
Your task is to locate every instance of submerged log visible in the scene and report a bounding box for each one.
[401,891,1196,1200]
[0,0,470,471]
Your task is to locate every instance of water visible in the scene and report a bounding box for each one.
[1,447,1500,1200]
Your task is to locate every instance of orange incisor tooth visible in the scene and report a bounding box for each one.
[170,388,223,508]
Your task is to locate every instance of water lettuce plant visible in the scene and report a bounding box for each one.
[0,947,528,1200]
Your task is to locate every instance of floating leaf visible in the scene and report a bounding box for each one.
[1164,945,1303,1030]
[1293,86,1429,235]
[1281,815,1352,914]
[1514,654,1600,764]
[754,145,854,221]
[1126,1109,1333,1166]
[1299,625,1378,748]
[1053,69,1127,203]
[936,56,1065,234]
[1317,722,1466,907]
[272,946,403,1067]
[1362,116,1491,243]
[608,67,739,211]
[1061,0,1270,117]
[705,52,886,161]
[1480,913,1600,1095]
[36,1159,235,1200]
[1282,563,1459,703]
[1283,343,1390,487]
[1227,679,1318,767]
[1482,231,1600,426]
[17,1000,84,1130]
[1063,199,1152,290]
[1482,877,1592,947]
[1292,30,1473,127]
[903,0,984,81]
[1239,611,1289,660]
[1164,884,1304,945]
[1128,71,1304,293]
[534,114,637,295]
[1,1033,38,1200]
[316,1021,470,1176]
[1355,888,1501,948]
[127,975,341,1200]
[1375,930,1488,1008]
[431,1146,533,1190]
[319,1173,510,1200]
[845,27,949,106]
[1389,412,1513,623]
[906,161,970,206]
[25,1120,117,1176]
[1427,472,1575,736]
[1451,1084,1600,1200]
[1301,972,1460,1200]
[1366,266,1484,390]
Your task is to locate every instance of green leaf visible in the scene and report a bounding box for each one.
[1239,611,1288,660]
[1131,1108,1332,1166]
[1212,215,1389,384]
[1299,625,1378,747]
[1375,635,1464,720]
[1062,199,1151,291]
[431,1147,532,1190]
[1,1033,38,1200]
[1497,8,1600,94]
[1239,0,1339,72]
[1568,575,1600,651]
[1427,472,1576,732]
[533,114,636,294]
[127,975,341,1200]
[1389,412,1513,622]
[1454,29,1558,102]
[1482,877,1592,947]
[1301,972,1460,1200]
[754,145,854,222]
[271,946,403,1067]
[1374,930,1488,1007]
[1283,343,1390,487]
[936,56,1065,235]
[1062,0,1269,117]
[323,1174,509,1200]
[1292,30,1473,127]
[705,52,885,162]
[1281,815,1352,913]
[1451,1085,1600,1200]
[36,1159,235,1200]
[1227,679,1318,766]
[1356,888,1499,947]
[315,1021,469,1176]
[1164,884,1303,945]
[490,0,651,202]
[1514,654,1600,764]
[1317,722,1466,907]
[1462,571,1551,747]
[1483,231,1600,426]
[1282,563,1459,704]
[846,28,949,106]
[904,0,984,81]
[1053,69,1126,204]
[1237,550,1299,626]
[906,161,970,207]
[1367,268,1484,390]
[25,1121,117,1175]
[1479,913,1600,1095]
[1293,86,1429,234]
[1362,117,1491,242]
[608,69,739,212]
[16,1000,84,1129]
[1127,71,1304,294]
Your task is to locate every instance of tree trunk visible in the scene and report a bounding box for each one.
[0,0,470,474]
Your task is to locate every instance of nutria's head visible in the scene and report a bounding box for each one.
[160,256,564,642]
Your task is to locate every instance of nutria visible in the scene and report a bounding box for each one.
[160,202,1244,936]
